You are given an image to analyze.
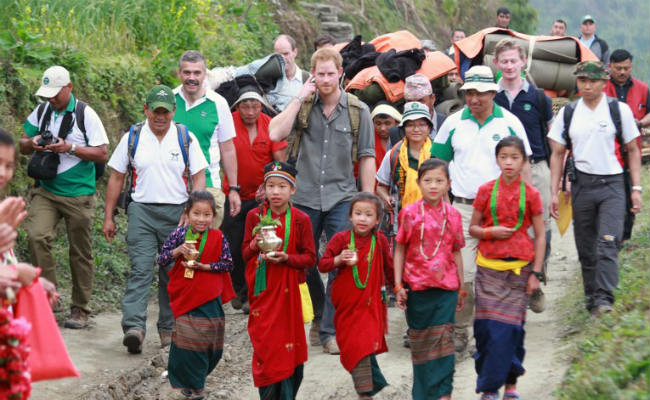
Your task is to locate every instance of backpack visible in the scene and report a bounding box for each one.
[36,100,106,180]
[562,96,634,240]
[117,122,193,210]
[287,92,363,165]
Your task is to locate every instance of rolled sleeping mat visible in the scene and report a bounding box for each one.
[254,53,285,84]
[441,82,462,101]
[483,33,579,64]
[484,55,576,92]
[435,99,464,116]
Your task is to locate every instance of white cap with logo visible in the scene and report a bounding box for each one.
[35,66,71,98]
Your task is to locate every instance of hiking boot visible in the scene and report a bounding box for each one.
[309,321,320,346]
[529,288,546,313]
[159,331,172,348]
[123,328,144,354]
[322,338,340,354]
[242,301,250,315]
[591,303,613,317]
[64,307,89,329]
[403,330,410,348]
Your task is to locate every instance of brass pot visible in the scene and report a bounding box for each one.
[257,226,283,254]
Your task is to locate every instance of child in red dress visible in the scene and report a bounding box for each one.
[319,193,393,399]
[242,161,316,400]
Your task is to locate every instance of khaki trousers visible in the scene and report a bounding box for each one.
[453,202,478,337]
[206,186,226,228]
[26,186,96,312]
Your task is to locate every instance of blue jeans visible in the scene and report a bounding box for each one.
[296,201,351,345]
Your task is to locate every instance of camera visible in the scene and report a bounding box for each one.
[38,130,55,147]
[565,155,577,183]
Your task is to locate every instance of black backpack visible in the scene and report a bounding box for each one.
[36,101,106,180]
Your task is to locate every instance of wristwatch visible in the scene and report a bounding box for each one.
[229,185,241,192]
[631,186,643,193]
[531,271,544,281]
[68,143,76,155]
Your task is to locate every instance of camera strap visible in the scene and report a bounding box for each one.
[36,103,75,141]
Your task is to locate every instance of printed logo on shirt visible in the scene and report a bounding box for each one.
[170,151,180,162]
[492,134,501,142]
[200,111,207,118]
[523,103,532,111]
[598,120,608,130]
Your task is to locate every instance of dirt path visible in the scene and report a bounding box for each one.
[32,224,577,399]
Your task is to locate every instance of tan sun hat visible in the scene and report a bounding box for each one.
[460,65,499,92]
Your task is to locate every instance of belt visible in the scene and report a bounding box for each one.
[530,157,547,164]
[453,196,474,205]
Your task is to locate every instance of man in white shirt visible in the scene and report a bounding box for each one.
[548,61,642,317]
[103,85,208,354]
[267,34,308,111]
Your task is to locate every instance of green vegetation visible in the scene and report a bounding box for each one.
[0,0,279,312]
[556,169,650,399]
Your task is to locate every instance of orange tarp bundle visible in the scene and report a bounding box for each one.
[346,51,456,102]
[452,28,598,96]
[370,30,422,53]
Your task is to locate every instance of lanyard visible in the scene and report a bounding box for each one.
[349,231,376,290]
[490,177,525,230]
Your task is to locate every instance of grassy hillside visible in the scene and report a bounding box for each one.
[0,0,280,312]
[556,170,650,399]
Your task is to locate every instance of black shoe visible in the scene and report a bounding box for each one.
[231,297,243,310]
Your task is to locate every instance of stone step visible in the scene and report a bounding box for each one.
[321,21,354,42]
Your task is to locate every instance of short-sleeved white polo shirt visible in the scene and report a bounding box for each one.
[433,104,532,199]
[547,95,640,175]
[108,121,208,204]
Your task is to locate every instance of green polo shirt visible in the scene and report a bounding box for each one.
[173,90,226,188]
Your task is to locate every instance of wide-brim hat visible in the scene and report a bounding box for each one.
[399,101,432,127]
[460,65,499,92]
[35,66,71,98]
[232,89,273,110]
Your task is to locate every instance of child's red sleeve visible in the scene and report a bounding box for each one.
[242,210,260,263]
[318,232,346,273]
[286,211,317,270]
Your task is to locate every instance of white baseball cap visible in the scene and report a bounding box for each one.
[35,66,71,98]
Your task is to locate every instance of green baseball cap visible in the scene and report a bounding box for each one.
[574,61,608,80]
[581,14,595,24]
[145,85,175,111]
